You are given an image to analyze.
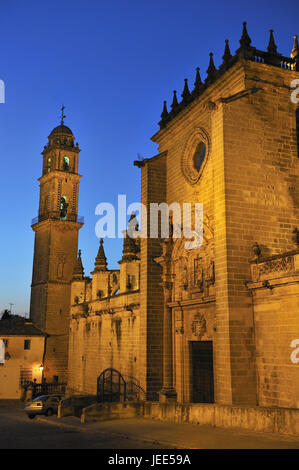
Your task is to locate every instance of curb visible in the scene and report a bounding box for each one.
[35,416,185,448]
[36,416,84,432]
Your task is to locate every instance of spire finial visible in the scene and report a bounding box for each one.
[128,211,139,236]
[239,21,252,48]
[121,213,140,262]
[267,29,277,54]
[60,105,66,125]
[205,53,217,85]
[160,100,168,121]
[181,78,191,104]
[193,67,203,96]
[291,34,299,59]
[73,249,84,280]
[171,90,179,111]
[222,39,232,67]
[94,238,107,271]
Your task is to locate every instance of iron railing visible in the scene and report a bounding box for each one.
[22,381,66,398]
[31,212,84,226]
[125,379,147,401]
[96,369,147,403]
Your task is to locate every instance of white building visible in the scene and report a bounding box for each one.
[0,314,46,399]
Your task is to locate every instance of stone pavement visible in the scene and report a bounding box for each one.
[0,401,166,449]
[36,415,299,449]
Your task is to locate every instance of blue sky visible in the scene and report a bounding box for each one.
[0,0,298,314]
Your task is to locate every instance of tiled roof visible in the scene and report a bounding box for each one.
[0,315,46,336]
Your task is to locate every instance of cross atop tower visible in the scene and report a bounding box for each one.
[60,105,66,125]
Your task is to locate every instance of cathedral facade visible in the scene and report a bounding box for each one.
[31,24,299,408]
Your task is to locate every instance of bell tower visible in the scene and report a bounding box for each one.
[30,108,83,382]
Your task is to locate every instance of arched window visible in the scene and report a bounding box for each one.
[63,156,70,172]
[60,196,68,220]
[97,290,104,299]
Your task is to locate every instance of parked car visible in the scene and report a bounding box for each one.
[25,394,62,419]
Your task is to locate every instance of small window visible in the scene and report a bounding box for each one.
[127,275,135,290]
[53,375,59,383]
[24,339,31,350]
[3,339,8,347]
[97,290,104,299]
[193,142,206,172]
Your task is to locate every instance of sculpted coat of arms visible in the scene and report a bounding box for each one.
[191,313,207,338]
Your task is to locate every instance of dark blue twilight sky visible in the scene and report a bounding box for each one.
[0,0,298,314]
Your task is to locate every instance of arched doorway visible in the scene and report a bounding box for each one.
[97,368,126,402]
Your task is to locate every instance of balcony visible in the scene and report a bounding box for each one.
[31,211,84,226]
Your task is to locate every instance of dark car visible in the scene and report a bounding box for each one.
[25,394,62,419]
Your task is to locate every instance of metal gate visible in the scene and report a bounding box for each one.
[97,368,126,402]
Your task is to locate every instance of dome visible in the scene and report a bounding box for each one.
[49,124,73,136]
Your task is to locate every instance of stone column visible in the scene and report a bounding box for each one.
[155,238,177,402]
[159,280,177,401]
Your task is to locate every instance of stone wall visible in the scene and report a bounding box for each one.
[79,400,299,436]
[143,402,299,436]
[139,154,166,400]
[67,292,141,396]
[248,252,299,408]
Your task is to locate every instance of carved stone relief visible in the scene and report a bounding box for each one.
[57,254,67,279]
[181,259,189,290]
[251,255,294,282]
[194,257,204,291]
[191,313,207,338]
[206,259,215,285]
